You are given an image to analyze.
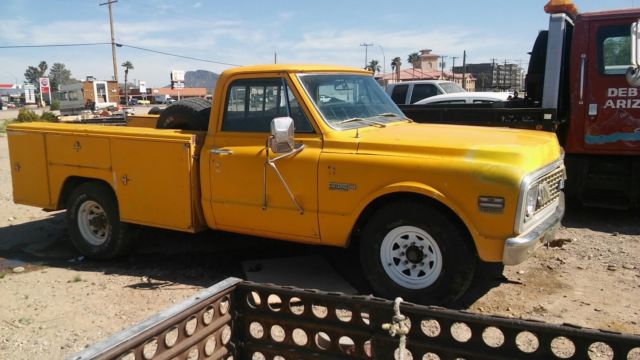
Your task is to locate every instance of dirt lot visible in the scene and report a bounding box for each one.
[0,132,639,359]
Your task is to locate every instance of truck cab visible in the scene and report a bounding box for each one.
[527,4,640,207]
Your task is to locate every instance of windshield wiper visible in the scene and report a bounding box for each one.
[336,117,386,128]
[377,112,414,123]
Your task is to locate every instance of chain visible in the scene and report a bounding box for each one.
[381,297,411,360]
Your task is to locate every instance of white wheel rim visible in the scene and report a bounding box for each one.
[380,225,443,290]
[77,200,110,246]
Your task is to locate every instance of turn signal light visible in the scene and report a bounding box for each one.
[544,0,578,16]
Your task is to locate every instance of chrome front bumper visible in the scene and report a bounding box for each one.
[503,193,565,265]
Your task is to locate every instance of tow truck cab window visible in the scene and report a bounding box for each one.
[597,25,632,75]
[390,84,408,104]
[222,78,313,133]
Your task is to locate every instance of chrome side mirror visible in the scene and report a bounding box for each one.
[627,21,640,86]
[269,117,294,153]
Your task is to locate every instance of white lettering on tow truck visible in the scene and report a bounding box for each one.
[604,87,640,109]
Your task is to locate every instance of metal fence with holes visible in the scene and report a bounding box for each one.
[69,278,640,360]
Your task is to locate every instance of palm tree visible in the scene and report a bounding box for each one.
[407,52,420,79]
[121,61,134,106]
[391,57,402,82]
[366,59,381,76]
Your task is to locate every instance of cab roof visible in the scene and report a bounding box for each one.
[220,64,371,76]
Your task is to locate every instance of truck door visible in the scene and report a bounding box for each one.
[208,75,322,242]
[583,19,640,152]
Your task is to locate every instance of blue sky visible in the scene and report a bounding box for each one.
[0,0,637,87]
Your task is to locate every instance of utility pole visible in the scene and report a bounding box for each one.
[451,56,458,82]
[99,0,119,83]
[439,56,448,80]
[377,44,386,88]
[504,59,508,90]
[274,52,277,64]
[491,58,497,89]
[462,51,467,91]
[360,43,373,69]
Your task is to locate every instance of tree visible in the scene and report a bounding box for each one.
[121,61,134,105]
[49,63,73,91]
[391,57,402,82]
[24,61,48,85]
[366,59,381,76]
[407,52,420,79]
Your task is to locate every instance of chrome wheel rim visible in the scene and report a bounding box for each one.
[77,200,110,246]
[380,225,443,289]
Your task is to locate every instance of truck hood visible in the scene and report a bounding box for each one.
[355,122,561,172]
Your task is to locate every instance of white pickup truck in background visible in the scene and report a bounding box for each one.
[386,80,466,105]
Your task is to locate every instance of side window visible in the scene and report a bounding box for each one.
[390,84,408,104]
[222,78,313,133]
[598,25,632,75]
[410,84,438,103]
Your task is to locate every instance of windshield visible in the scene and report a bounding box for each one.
[298,74,406,129]
[439,82,466,93]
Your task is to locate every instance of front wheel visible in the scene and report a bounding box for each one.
[359,201,477,305]
[67,182,132,259]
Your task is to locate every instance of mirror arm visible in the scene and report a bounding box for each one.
[262,138,305,214]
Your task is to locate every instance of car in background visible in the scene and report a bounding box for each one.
[386,80,466,105]
[413,92,513,105]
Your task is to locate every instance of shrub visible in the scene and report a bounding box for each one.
[40,111,58,121]
[50,99,60,111]
[16,108,39,122]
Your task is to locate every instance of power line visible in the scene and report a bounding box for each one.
[0,42,240,66]
[116,43,240,66]
[0,42,110,48]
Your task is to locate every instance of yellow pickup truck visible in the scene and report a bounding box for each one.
[7,64,565,304]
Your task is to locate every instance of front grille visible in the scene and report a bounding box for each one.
[533,166,565,214]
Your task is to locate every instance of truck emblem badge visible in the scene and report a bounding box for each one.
[14,163,21,173]
[538,182,552,205]
[329,182,357,192]
[73,140,81,152]
[121,175,130,185]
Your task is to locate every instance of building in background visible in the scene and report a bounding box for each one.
[379,49,476,91]
[454,62,524,91]
[55,77,119,114]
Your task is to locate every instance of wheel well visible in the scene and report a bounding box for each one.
[57,177,115,210]
[350,192,476,255]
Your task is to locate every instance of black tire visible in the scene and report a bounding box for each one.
[66,182,132,259]
[359,200,477,305]
[156,98,211,130]
[147,106,163,115]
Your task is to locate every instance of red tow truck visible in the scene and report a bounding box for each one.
[401,0,640,208]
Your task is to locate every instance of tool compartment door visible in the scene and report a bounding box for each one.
[111,138,196,231]
[7,131,51,208]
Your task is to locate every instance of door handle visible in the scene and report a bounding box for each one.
[579,53,586,104]
[210,148,234,155]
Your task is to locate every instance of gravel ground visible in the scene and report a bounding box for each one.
[0,133,639,359]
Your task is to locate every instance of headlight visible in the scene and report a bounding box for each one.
[524,184,539,219]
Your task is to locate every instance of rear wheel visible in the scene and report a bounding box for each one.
[156,98,211,130]
[359,200,477,305]
[67,182,132,259]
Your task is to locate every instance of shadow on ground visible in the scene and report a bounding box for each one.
[1,201,637,306]
[561,198,640,235]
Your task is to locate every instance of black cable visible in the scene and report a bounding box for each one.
[116,43,240,66]
[0,42,111,48]
[0,42,240,66]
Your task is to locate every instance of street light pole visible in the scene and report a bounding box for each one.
[378,44,386,87]
[100,0,119,83]
[360,43,373,69]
